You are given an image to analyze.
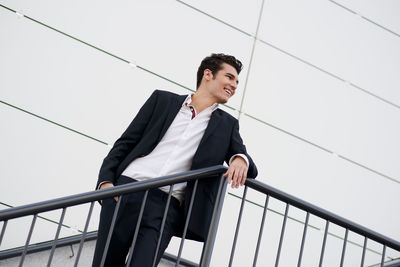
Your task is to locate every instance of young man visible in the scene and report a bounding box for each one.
[92,53,258,267]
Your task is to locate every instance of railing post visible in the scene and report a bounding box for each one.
[19,214,38,267]
[47,207,67,267]
[0,220,7,246]
[126,190,149,267]
[176,179,199,267]
[229,185,248,267]
[200,175,228,267]
[100,195,123,267]
[380,245,386,267]
[152,186,174,267]
[340,228,349,267]
[360,237,367,267]
[297,212,310,267]
[74,201,95,267]
[275,203,290,267]
[253,194,270,267]
[319,220,329,267]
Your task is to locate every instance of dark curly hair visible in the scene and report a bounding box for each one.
[196,53,242,89]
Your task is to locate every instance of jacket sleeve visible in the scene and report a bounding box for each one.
[96,90,159,188]
[225,119,258,179]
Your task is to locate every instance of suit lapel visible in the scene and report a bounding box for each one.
[197,109,222,148]
[157,94,187,143]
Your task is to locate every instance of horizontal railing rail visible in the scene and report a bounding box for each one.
[0,232,97,260]
[225,179,400,267]
[0,165,228,267]
[245,179,400,252]
[0,165,227,221]
[0,231,198,267]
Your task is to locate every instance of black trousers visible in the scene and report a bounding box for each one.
[92,176,184,267]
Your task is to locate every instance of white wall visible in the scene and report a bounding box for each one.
[1,0,399,266]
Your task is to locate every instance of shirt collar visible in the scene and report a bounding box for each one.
[183,94,219,112]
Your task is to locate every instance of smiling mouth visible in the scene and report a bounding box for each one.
[224,89,232,96]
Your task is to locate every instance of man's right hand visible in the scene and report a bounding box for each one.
[99,182,119,203]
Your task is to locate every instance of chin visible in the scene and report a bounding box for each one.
[218,98,229,104]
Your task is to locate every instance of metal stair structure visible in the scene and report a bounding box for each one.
[1,166,399,267]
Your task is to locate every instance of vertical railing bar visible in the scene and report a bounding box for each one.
[360,237,367,267]
[47,208,67,267]
[319,220,329,267]
[74,201,95,267]
[380,245,386,267]
[125,190,149,267]
[152,185,174,267]
[340,228,349,267]
[297,211,310,267]
[275,203,290,267]
[100,195,122,267]
[19,214,38,267]
[175,179,199,267]
[0,220,8,246]
[228,186,248,267]
[252,194,270,267]
[200,175,227,267]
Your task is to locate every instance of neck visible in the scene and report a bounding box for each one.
[190,88,216,114]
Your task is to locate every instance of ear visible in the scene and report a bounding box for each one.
[203,69,213,81]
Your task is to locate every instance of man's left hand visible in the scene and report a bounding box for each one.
[224,157,248,188]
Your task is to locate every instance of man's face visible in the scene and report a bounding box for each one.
[207,63,239,104]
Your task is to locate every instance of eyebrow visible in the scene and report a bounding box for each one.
[226,72,239,84]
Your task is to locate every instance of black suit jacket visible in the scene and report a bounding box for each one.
[97,90,257,241]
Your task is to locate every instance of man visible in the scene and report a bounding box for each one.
[92,53,258,267]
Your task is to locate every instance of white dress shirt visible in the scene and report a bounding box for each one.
[119,94,248,202]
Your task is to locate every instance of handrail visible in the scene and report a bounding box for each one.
[0,165,228,267]
[0,165,227,221]
[1,165,399,266]
[245,179,400,252]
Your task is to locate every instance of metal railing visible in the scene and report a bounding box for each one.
[0,165,228,267]
[228,179,400,267]
[1,165,400,266]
